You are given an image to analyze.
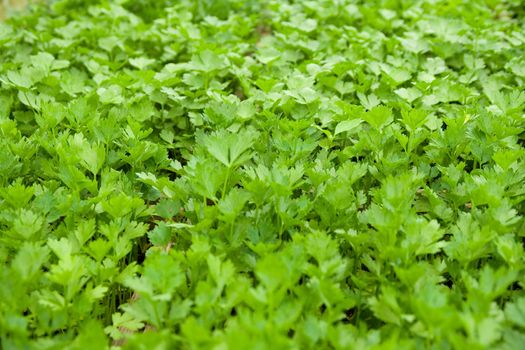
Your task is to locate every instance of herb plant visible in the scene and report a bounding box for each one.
[1,0,525,349]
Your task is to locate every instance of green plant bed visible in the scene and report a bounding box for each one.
[0,0,524,349]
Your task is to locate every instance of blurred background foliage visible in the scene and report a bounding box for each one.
[0,0,29,20]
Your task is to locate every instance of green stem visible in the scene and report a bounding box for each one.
[222,167,231,199]
[230,221,235,242]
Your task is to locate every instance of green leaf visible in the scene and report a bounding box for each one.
[129,57,155,70]
[11,242,50,281]
[30,52,55,73]
[362,105,393,131]
[506,297,525,328]
[148,222,172,247]
[218,188,250,222]
[334,118,363,135]
[187,50,228,72]
[11,209,44,240]
[97,85,124,104]
[369,286,402,325]
[198,128,258,168]
[79,143,106,176]
[395,87,422,103]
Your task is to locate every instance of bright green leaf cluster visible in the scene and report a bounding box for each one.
[1,0,525,349]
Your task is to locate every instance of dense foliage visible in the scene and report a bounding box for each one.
[1,0,525,348]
